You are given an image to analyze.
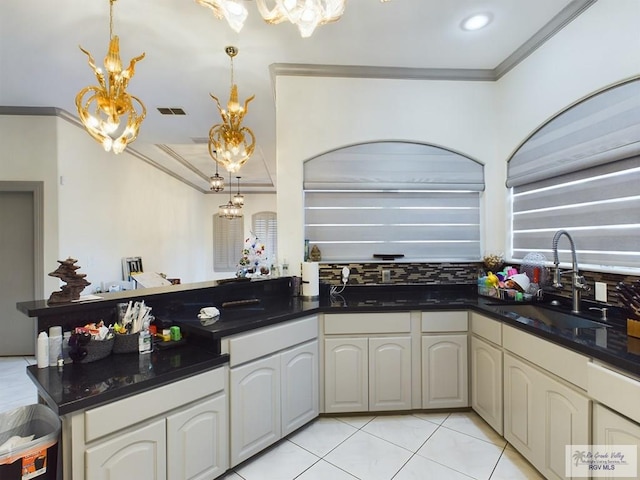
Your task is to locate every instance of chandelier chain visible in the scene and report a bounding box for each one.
[109,0,115,40]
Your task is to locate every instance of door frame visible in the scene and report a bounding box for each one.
[0,181,44,300]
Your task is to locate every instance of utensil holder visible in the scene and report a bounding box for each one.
[113,332,140,354]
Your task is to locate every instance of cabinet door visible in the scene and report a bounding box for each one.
[230,354,281,467]
[503,353,543,468]
[324,337,368,413]
[593,403,640,479]
[85,419,166,480]
[281,340,319,436]
[369,336,412,411]
[422,335,469,408]
[471,336,503,435]
[166,393,228,480]
[541,374,590,480]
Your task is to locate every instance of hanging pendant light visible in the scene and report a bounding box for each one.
[210,158,225,192]
[218,173,243,219]
[75,0,146,154]
[208,46,256,174]
[232,176,244,207]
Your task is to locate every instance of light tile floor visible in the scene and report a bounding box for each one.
[223,413,545,480]
[1,357,545,480]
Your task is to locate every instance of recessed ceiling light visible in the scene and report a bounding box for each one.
[461,13,493,31]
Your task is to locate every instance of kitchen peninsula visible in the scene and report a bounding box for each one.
[18,277,640,480]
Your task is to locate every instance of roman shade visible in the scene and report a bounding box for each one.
[304,142,484,262]
[507,78,640,188]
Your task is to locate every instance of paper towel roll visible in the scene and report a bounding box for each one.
[301,262,319,298]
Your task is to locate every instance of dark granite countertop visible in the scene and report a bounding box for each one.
[24,282,640,417]
[27,344,229,416]
[172,284,640,376]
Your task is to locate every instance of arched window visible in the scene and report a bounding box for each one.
[507,79,640,272]
[304,142,485,262]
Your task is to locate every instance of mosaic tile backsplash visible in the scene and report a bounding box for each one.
[318,262,639,311]
[319,262,480,286]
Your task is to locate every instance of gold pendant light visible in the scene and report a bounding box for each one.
[208,46,256,174]
[75,0,146,154]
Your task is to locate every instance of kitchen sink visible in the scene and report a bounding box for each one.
[491,304,610,330]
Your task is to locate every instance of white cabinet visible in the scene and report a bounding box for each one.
[66,368,228,480]
[281,340,320,436]
[167,394,228,480]
[504,352,589,480]
[593,403,640,479]
[230,354,281,466]
[504,353,540,462]
[369,336,412,411]
[422,334,468,409]
[471,336,503,434]
[323,312,413,414]
[86,419,167,480]
[225,316,319,467]
[421,311,469,409]
[324,337,369,412]
[324,335,412,413]
[229,342,319,466]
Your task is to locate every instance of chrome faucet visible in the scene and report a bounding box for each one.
[551,230,590,314]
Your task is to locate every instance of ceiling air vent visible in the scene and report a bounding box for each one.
[157,107,186,115]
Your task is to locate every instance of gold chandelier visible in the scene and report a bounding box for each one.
[208,46,256,174]
[75,0,146,154]
[198,0,393,38]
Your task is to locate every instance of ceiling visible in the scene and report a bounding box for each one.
[0,0,595,193]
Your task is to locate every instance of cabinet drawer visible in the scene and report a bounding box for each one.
[85,368,225,443]
[503,324,588,389]
[588,362,640,424]
[470,312,502,345]
[324,312,411,335]
[229,316,318,366]
[421,311,468,332]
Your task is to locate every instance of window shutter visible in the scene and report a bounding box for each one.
[213,215,243,271]
[252,212,277,264]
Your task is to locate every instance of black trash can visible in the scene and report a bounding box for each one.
[0,404,60,480]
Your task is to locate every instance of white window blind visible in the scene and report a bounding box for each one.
[213,215,243,271]
[252,211,277,264]
[304,142,484,262]
[511,157,640,270]
[305,191,481,262]
[507,79,640,188]
[508,79,640,272]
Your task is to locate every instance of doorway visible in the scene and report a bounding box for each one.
[0,182,43,355]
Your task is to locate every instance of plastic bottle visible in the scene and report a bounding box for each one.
[62,331,72,364]
[48,326,63,367]
[37,331,49,368]
[138,320,152,354]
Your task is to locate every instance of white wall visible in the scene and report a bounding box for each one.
[275,0,640,270]
[55,118,212,291]
[496,0,640,163]
[496,0,640,257]
[0,115,60,295]
[276,76,499,271]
